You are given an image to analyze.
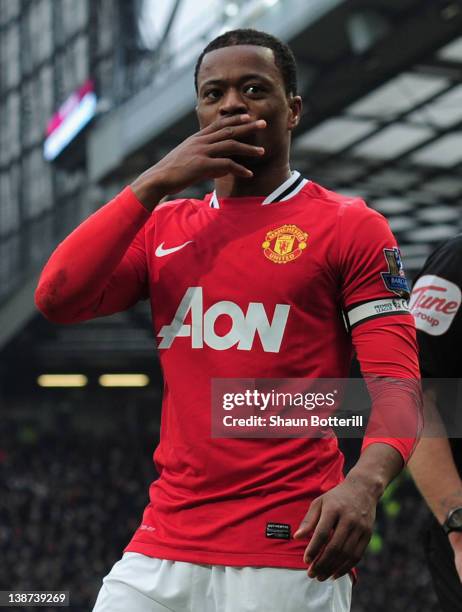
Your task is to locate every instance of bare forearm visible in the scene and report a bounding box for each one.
[409,436,462,523]
[407,391,462,523]
[346,442,404,501]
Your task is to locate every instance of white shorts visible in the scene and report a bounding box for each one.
[92,552,352,612]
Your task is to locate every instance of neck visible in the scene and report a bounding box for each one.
[214,160,291,198]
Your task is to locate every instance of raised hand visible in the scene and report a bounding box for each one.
[131,114,267,211]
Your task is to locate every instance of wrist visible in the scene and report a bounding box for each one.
[345,468,385,502]
[345,443,404,502]
[442,504,462,535]
[130,171,169,212]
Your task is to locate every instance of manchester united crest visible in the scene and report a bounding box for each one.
[262,225,308,264]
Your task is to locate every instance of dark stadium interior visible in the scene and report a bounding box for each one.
[2,0,462,610]
[1,400,440,611]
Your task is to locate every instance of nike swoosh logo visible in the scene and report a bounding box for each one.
[155,241,193,257]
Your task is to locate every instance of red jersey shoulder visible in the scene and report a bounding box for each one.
[302,182,376,218]
[301,182,389,234]
[303,181,363,208]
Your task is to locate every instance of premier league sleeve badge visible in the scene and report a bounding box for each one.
[381,247,410,299]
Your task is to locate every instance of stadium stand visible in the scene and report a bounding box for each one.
[1,413,440,611]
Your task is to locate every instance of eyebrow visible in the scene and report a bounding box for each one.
[199,74,274,92]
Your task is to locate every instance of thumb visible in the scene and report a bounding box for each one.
[293,498,322,540]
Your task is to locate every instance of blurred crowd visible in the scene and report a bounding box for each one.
[0,417,440,611]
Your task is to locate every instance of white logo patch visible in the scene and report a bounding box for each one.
[410,274,461,336]
[157,287,290,352]
[155,241,193,257]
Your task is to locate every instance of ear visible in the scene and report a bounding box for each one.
[287,95,302,131]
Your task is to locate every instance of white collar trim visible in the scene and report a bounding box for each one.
[209,171,308,209]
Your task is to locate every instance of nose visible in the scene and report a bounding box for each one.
[219,88,248,117]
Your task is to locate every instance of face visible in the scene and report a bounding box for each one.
[196,45,301,166]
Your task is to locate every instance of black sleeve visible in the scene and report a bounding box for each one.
[410,235,462,378]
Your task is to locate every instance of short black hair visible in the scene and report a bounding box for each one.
[194,28,297,96]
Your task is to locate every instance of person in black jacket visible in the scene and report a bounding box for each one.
[409,234,462,611]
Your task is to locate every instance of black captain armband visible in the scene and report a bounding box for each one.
[343,297,411,331]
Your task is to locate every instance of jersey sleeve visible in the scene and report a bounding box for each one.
[337,199,411,330]
[337,200,421,463]
[35,186,151,324]
[353,318,422,463]
[410,237,462,378]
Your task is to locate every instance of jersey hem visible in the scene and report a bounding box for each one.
[124,540,310,569]
[124,540,359,583]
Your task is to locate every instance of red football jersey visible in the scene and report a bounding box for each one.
[35,172,419,568]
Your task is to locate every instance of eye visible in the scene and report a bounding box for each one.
[204,89,221,100]
[244,84,265,95]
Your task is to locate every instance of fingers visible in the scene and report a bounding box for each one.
[207,158,254,179]
[309,523,360,580]
[293,498,322,542]
[302,506,338,566]
[199,113,253,135]
[304,519,335,566]
[310,527,371,581]
[307,521,352,580]
[207,140,265,159]
[332,532,370,580]
[202,116,267,144]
